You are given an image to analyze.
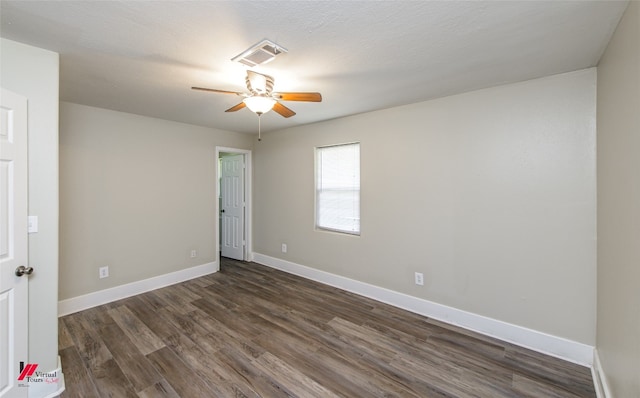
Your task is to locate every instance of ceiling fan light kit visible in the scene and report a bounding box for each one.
[243,96,276,114]
[192,70,321,118]
[192,40,321,140]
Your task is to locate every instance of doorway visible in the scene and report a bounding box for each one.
[216,147,252,266]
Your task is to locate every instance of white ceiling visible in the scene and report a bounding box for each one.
[0,1,628,135]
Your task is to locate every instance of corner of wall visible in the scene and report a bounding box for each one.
[592,349,613,398]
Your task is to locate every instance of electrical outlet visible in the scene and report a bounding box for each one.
[190,249,197,258]
[281,243,287,253]
[414,272,424,286]
[99,266,109,279]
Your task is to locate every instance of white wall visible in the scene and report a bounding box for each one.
[596,1,640,396]
[0,38,60,372]
[59,102,253,300]
[254,68,597,346]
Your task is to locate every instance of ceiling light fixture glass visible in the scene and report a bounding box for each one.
[243,96,277,141]
[243,96,276,115]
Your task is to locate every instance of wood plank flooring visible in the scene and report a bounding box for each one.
[59,258,596,397]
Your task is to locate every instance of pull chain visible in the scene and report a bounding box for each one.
[258,114,262,141]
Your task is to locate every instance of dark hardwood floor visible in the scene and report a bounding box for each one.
[59,258,595,397]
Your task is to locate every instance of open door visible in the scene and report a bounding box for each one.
[0,89,30,398]
[220,154,245,261]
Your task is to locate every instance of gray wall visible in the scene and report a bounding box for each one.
[253,69,597,345]
[596,1,640,396]
[1,38,60,372]
[59,102,253,300]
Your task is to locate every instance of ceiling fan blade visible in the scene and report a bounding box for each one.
[225,102,246,112]
[191,87,245,96]
[272,102,296,118]
[273,92,322,102]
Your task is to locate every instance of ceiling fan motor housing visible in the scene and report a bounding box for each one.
[246,71,274,95]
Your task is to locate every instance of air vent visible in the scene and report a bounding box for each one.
[231,39,288,67]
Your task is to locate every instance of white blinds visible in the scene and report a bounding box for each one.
[316,143,360,235]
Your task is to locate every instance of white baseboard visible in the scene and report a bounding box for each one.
[592,349,613,398]
[58,262,218,317]
[252,253,594,366]
[28,355,65,398]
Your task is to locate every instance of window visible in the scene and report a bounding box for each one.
[316,143,360,235]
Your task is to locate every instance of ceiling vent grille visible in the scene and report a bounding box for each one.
[231,39,288,67]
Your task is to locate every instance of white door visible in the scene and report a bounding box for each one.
[0,89,29,398]
[220,154,244,261]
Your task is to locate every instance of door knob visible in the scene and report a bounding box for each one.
[15,266,34,277]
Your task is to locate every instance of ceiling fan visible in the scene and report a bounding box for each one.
[192,70,322,118]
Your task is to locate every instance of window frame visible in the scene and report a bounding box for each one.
[315,142,361,236]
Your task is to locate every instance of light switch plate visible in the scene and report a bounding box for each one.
[28,216,38,233]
